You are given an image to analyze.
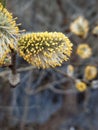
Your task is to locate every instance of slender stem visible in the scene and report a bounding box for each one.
[9,49,18,88]
[54,68,75,83]
[9,49,17,75]
[54,68,89,84]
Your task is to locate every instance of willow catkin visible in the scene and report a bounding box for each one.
[0,3,19,65]
[18,32,73,68]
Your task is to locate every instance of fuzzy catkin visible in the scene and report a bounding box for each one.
[18,32,73,68]
[0,3,19,65]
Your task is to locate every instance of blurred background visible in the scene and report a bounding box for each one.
[0,0,98,130]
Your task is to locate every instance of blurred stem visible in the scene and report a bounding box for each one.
[9,49,17,75]
[54,69,89,85]
[54,68,75,83]
[1,49,18,88]
[8,49,18,88]
[0,0,7,7]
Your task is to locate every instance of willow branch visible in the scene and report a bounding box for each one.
[9,49,17,75]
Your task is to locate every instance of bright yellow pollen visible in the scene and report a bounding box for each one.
[76,80,87,92]
[84,65,97,81]
[76,44,92,59]
[18,32,73,69]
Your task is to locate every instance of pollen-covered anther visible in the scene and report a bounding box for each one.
[18,32,73,68]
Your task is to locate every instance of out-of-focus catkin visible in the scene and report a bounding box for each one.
[76,44,92,59]
[76,80,87,92]
[70,16,89,38]
[84,65,97,81]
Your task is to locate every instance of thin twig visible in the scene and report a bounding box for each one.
[25,77,77,95]
[54,68,75,83]
[0,66,35,77]
[9,49,17,75]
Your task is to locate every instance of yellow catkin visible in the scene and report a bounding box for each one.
[92,26,98,36]
[84,65,97,81]
[76,44,92,59]
[67,64,74,77]
[18,32,73,69]
[70,16,89,38]
[0,3,19,66]
[76,80,87,92]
